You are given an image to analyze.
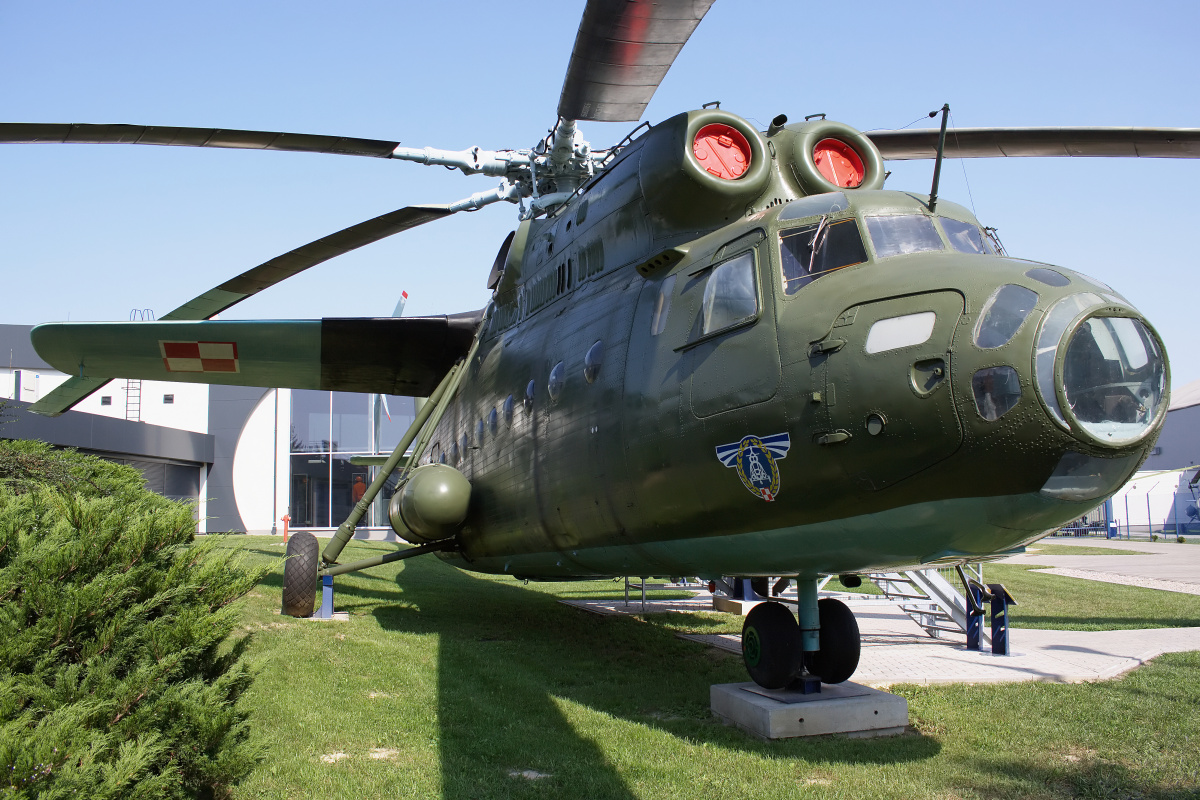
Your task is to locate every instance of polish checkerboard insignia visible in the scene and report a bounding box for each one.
[715,432,791,502]
[159,340,240,373]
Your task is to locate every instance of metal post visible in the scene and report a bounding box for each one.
[624,576,630,607]
[927,104,950,212]
[966,583,984,651]
[796,578,820,653]
[1105,498,1117,539]
[988,584,1013,656]
[1147,494,1153,538]
[318,574,334,620]
[641,577,646,612]
[321,362,460,565]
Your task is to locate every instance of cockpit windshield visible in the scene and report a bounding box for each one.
[939,217,995,255]
[865,214,944,259]
[779,218,868,295]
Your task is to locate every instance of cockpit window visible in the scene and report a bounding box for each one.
[778,192,849,221]
[779,218,867,295]
[702,251,758,334]
[865,214,944,259]
[940,217,994,255]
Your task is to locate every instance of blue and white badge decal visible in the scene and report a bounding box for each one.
[715,433,791,502]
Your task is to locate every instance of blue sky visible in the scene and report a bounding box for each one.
[2,1,1198,386]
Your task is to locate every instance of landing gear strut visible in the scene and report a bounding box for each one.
[741,584,861,689]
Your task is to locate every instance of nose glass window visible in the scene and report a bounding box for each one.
[702,251,758,334]
[779,218,867,294]
[939,217,993,255]
[865,214,944,259]
[972,366,1022,421]
[1035,292,1104,427]
[974,284,1039,349]
[1062,316,1166,444]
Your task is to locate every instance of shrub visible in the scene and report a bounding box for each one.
[0,443,266,798]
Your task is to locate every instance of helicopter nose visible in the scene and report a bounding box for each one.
[1031,292,1167,446]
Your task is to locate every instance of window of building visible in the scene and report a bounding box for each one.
[288,389,416,529]
[100,396,112,406]
[163,394,174,404]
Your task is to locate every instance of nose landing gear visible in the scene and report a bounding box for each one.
[741,588,861,690]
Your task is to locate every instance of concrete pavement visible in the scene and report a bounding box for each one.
[560,562,1200,687]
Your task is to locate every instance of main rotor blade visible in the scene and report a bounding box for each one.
[163,205,453,321]
[557,0,716,122]
[0,122,399,158]
[866,127,1200,160]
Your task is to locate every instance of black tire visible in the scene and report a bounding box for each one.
[806,597,860,684]
[282,531,319,617]
[742,601,800,689]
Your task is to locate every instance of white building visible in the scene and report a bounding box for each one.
[2,324,414,536]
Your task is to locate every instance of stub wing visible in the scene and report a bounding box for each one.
[29,313,481,416]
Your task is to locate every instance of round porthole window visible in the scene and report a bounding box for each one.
[488,407,498,436]
[524,380,535,412]
[503,394,515,426]
[584,340,604,383]
[548,361,565,402]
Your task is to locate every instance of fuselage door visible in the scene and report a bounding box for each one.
[686,239,781,418]
[818,291,965,490]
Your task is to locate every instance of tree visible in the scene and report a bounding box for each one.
[0,441,266,798]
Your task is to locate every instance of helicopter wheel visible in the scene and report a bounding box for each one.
[282,531,319,618]
[804,598,861,684]
[742,601,801,689]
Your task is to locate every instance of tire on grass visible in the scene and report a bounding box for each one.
[742,601,800,689]
[282,531,319,617]
[807,597,860,684]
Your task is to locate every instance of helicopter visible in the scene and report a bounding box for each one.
[6,0,1198,691]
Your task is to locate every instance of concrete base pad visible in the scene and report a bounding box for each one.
[711,681,908,739]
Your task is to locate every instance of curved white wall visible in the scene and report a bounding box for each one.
[232,389,287,534]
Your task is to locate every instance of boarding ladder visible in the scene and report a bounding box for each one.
[868,564,988,644]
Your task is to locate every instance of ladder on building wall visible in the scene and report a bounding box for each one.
[124,309,155,423]
[125,379,142,422]
[868,564,988,644]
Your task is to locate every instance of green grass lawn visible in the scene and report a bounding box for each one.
[215,536,1200,799]
[1026,543,1152,556]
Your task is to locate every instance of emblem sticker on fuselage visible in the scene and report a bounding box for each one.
[715,433,791,502]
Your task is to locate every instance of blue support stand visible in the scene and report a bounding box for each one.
[965,583,984,651]
[1104,498,1118,539]
[988,583,1013,656]
[317,574,334,620]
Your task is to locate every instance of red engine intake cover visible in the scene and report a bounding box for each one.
[692,123,752,179]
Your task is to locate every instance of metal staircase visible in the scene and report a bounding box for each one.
[869,564,988,644]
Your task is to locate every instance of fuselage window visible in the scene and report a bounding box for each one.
[524,379,535,412]
[488,407,498,436]
[450,440,459,463]
[779,218,867,295]
[548,361,565,402]
[584,340,604,383]
[701,251,758,335]
[650,274,676,336]
[475,419,485,445]
[865,214,944,259]
[940,217,993,255]
[460,433,468,458]
[503,394,515,426]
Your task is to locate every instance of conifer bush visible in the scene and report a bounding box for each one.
[0,441,266,798]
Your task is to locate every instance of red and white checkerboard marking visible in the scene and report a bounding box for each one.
[160,340,239,373]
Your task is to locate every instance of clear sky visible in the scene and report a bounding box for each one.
[2,1,1198,386]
